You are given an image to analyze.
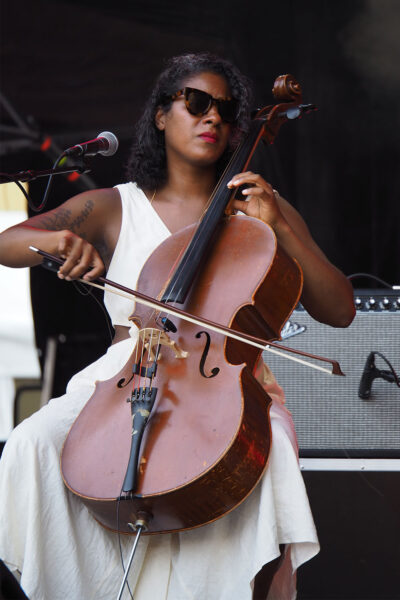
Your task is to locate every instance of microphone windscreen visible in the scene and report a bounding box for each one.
[97,131,119,157]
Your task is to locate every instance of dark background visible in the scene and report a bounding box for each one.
[1,1,400,598]
[2,0,400,284]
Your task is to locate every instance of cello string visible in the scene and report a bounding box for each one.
[135,327,162,391]
[137,330,145,392]
[147,328,158,392]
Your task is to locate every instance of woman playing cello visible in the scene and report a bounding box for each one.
[0,53,355,599]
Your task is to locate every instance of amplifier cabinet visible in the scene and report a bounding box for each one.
[262,290,400,458]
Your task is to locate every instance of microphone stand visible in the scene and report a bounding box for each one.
[0,160,91,184]
[0,157,93,211]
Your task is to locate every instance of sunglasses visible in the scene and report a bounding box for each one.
[169,87,239,123]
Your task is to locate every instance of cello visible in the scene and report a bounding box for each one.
[61,75,318,536]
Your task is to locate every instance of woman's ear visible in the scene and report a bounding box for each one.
[155,107,166,131]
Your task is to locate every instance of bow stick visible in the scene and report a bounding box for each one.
[30,246,344,376]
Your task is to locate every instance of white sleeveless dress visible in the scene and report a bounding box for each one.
[0,182,319,600]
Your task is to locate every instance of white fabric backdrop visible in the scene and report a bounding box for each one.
[0,211,40,440]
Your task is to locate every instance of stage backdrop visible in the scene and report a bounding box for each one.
[2,0,399,284]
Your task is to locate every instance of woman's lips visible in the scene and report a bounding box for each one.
[199,133,218,143]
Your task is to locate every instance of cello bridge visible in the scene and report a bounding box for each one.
[139,327,189,361]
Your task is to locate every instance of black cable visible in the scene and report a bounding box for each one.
[72,281,114,346]
[374,351,400,388]
[0,174,36,208]
[0,153,67,212]
[29,153,66,213]
[13,180,31,204]
[347,272,394,288]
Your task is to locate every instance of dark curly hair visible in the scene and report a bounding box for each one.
[125,52,252,189]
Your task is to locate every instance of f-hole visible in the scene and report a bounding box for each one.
[196,331,220,378]
[117,373,134,389]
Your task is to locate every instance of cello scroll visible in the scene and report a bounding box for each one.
[254,74,317,144]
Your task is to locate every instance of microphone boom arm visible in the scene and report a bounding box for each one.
[0,161,91,184]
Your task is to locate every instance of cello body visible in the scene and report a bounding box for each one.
[61,215,302,534]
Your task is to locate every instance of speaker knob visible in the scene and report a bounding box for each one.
[368,297,377,310]
[355,297,362,310]
[381,297,390,310]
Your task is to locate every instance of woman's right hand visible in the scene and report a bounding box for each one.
[54,230,105,282]
[0,188,119,276]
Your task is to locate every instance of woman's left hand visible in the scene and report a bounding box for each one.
[227,173,355,328]
[227,171,286,231]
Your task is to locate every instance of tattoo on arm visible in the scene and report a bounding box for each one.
[35,199,95,235]
[26,197,114,265]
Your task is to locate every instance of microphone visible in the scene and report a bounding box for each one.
[64,131,119,158]
[358,352,378,399]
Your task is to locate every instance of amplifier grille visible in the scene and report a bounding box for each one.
[262,296,400,457]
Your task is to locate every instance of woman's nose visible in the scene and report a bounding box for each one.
[203,102,222,123]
